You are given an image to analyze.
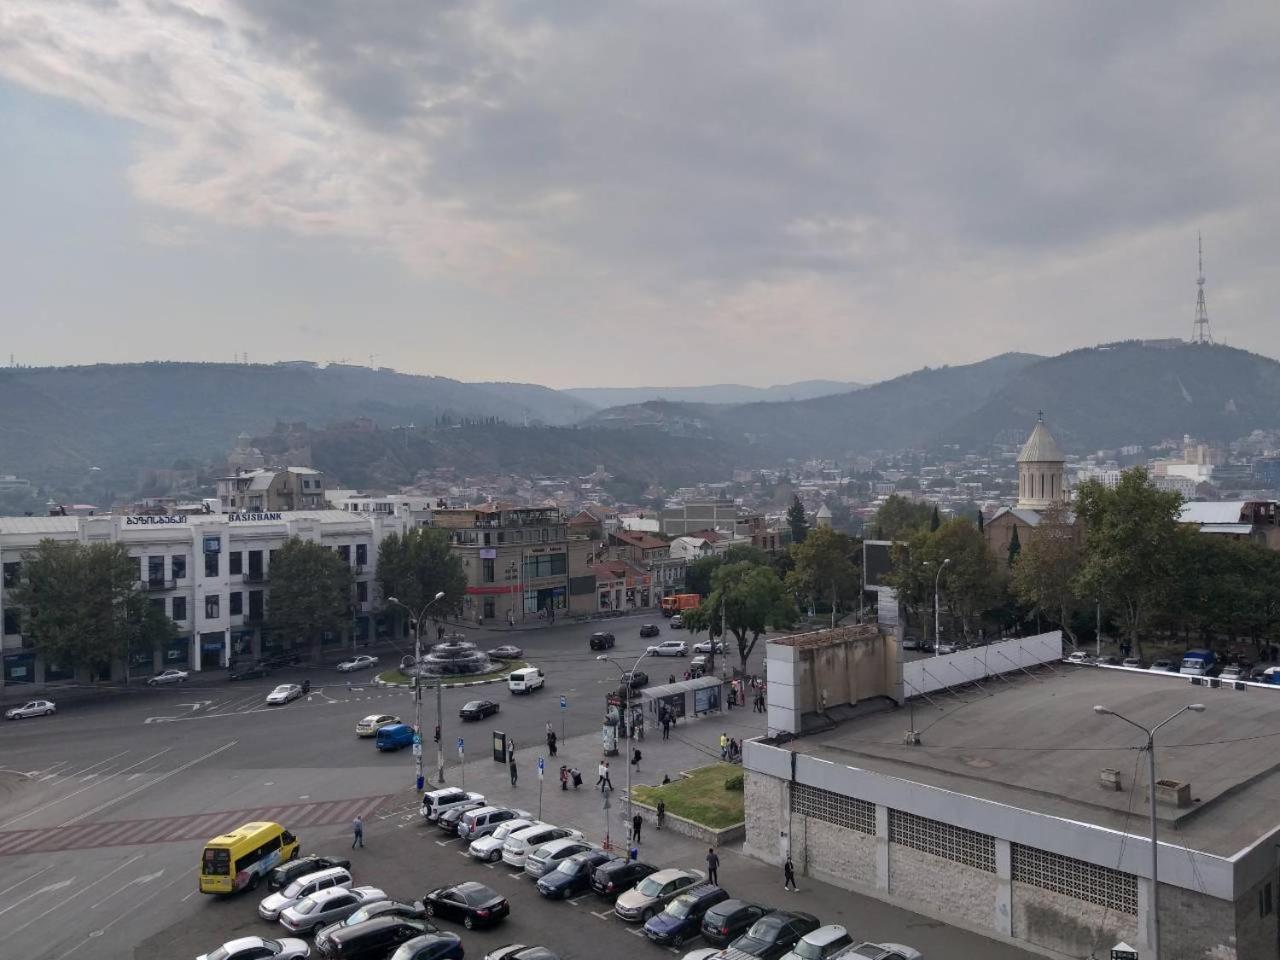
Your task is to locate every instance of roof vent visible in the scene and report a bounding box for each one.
[1154,779,1192,808]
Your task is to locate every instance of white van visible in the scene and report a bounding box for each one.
[508,666,545,694]
[420,787,485,821]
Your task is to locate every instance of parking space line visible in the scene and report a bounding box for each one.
[568,894,591,905]
[591,908,614,920]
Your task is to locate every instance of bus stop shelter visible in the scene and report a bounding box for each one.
[637,674,725,723]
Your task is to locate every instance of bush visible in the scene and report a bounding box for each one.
[724,773,744,792]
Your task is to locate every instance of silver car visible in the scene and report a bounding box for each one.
[197,935,310,960]
[523,838,592,878]
[469,818,535,862]
[5,699,55,720]
[279,885,387,936]
[259,866,353,921]
[614,868,701,922]
[148,668,189,685]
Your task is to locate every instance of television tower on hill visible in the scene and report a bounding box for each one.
[1191,232,1213,344]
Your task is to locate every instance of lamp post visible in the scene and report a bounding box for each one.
[597,651,652,840]
[1093,702,1205,960]
[926,558,951,656]
[387,592,447,791]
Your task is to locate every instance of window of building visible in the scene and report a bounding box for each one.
[204,551,219,578]
[229,591,243,616]
[482,558,495,583]
[204,594,220,619]
[890,809,995,873]
[248,590,264,620]
[790,783,876,835]
[3,609,19,635]
[355,543,367,566]
[338,545,351,563]
[172,555,186,580]
[132,556,142,582]
[148,556,165,584]
[483,597,495,618]
[2,561,20,588]
[356,580,368,603]
[172,597,187,621]
[1261,882,1274,918]
[228,552,242,576]
[1011,843,1136,915]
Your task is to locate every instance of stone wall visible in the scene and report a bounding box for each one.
[1233,870,1276,960]
[1161,882,1238,960]
[888,844,999,930]
[1011,881,1138,959]
[805,817,877,889]
[743,770,785,864]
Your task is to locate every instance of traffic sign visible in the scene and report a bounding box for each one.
[560,695,567,709]
[457,737,464,750]
[537,757,545,778]
[412,743,422,757]
[413,734,422,745]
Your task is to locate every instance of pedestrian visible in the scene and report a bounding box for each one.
[720,732,728,760]
[596,761,608,788]
[706,847,719,885]
[546,721,553,737]
[662,716,670,741]
[632,746,642,766]
[601,761,613,791]
[560,765,569,791]
[669,674,676,685]
[662,773,671,784]
[351,815,364,849]
[783,855,797,890]
[509,757,518,787]
[548,731,558,757]
[632,813,643,844]
[656,798,666,830]
[346,677,352,693]
[508,739,516,762]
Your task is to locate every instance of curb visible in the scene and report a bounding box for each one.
[375,672,513,690]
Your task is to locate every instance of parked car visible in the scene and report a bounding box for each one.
[422,788,486,822]
[701,899,770,948]
[437,805,478,835]
[5,699,55,720]
[507,666,545,694]
[502,823,581,868]
[669,615,685,629]
[280,885,388,936]
[523,837,592,879]
[643,884,729,947]
[316,914,437,960]
[483,947,561,960]
[423,881,510,929]
[268,855,352,892]
[469,818,536,862]
[1066,651,1092,664]
[458,806,531,843]
[376,723,416,751]
[841,943,923,960]
[614,868,702,922]
[536,849,614,899]
[1098,655,1121,666]
[935,642,958,655]
[314,901,431,953]
[693,639,725,655]
[648,639,688,657]
[589,632,616,651]
[780,924,855,960]
[639,623,661,639]
[460,699,500,721]
[197,936,310,960]
[1220,664,1248,682]
[258,867,353,921]
[1121,657,1144,669]
[689,655,709,677]
[228,661,268,681]
[619,670,649,691]
[338,654,379,673]
[729,911,821,960]
[391,933,465,960]
[356,714,402,737]
[267,683,304,705]
[591,857,658,901]
[148,668,189,685]
[488,645,524,660]
[901,637,920,651]
[1150,658,1174,671]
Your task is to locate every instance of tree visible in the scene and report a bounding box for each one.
[786,496,809,545]
[724,544,770,568]
[977,509,984,533]
[1011,502,1082,645]
[929,505,941,532]
[787,527,861,623]
[684,556,722,599]
[377,528,468,629]
[872,495,934,540]
[1007,525,1021,568]
[931,519,999,638]
[268,537,354,658]
[705,561,797,671]
[1074,468,1183,661]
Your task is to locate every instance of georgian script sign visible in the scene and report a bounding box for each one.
[124,515,188,525]
[228,512,284,522]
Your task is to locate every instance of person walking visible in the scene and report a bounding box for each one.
[662,715,671,741]
[509,757,518,787]
[705,847,719,885]
[351,815,364,849]
[783,855,797,890]
[560,765,569,791]
[656,798,666,830]
[547,730,558,757]
[719,732,728,760]
[596,761,608,789]
[632,813,643,845]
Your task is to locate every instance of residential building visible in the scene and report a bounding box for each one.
[1178,500,1280,548]
[660,499,739,536]
[609,529,685,599]
[334,493,434,527]
[589,558,653,612]
[1154,475,1199,498]
[216,467,328,512]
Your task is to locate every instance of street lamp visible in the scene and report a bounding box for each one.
[924,558,950,655]
[1093,703,1205,960]
[597,650,653,845]
[387,591,447,791]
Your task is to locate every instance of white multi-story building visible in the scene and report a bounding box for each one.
[0,509,416,693]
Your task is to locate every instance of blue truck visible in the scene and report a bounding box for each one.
[1180,649,1217,677]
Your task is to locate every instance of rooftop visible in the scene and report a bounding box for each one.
[792,666,1280,856]
[1016,418,1066,464]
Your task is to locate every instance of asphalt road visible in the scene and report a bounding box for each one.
[0,614,751,960]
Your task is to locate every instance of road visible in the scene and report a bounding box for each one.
[0,615,743,959]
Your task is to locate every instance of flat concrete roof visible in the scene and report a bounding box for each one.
[792,665,1280,856]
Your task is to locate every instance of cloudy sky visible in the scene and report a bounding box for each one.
[2,1,1277,388]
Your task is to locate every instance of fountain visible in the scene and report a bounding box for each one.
[403,633,495,677]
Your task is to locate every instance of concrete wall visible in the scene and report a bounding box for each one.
[1160,882,1238,959]
[888,844,1000,930]
[1233,868,1276,960]
[804,816,878,890]
[764,625,892,735]
[1011,881,1138,959]
[901,631,1062,699]
[743,768,786,864]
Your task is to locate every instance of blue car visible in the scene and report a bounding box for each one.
[536,849,615,900]
[391,932,464,960]
[376,723,416,751]
[644,884,729,947]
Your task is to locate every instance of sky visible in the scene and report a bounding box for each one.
[1,1,1278,389]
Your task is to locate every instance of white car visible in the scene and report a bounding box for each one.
[781,924,854,960]
[356,713,402,737]
[647,639,688,657]
[337,654,379,673]
[197,936,311,960]
[935,642,958,655]
[843,942,923,960]
[279,885,388,936]
[421,788,486,822]
[266,683,304,705]
[469,818,536,862]
[502,823,582,868]
[1220,664,1247,682]
[1066,651,1092,664]
[669,615,685,629]
[679,951,723,960]
[692,639,725,655]
[148,668,189,685]
[5,699,55,720]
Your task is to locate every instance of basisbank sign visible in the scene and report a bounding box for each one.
[229,512,284,522]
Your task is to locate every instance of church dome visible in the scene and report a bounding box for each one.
[1017,416,1065,463]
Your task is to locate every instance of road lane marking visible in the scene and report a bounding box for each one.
[53,878,170,960]
[10,855,143,934]
[0,877,75,917]
[0,865,53,899]
[90,868,164,909]
[0,750,171,829]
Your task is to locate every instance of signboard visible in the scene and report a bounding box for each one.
[560,696,567,709]
[228,512,284,522]
[413,734,422,745]
[412,743,422,757]
[479,548,497,559]
[202,535,222,554]
[537,757,545,779]
[1111,944,1138,960]
[694,684,721,716]
[492,731,506,762]
[124,515,187,526]
[457,737,465,758]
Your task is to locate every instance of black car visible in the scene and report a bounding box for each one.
[619,670,649,691]
[536,849,615,899]
[227,661,268,681]
[484,947,561,960]
[701,899,770,948]
[266,854,352,892]
[591,858,657,900]
[589,632,615,651]
[639,623,660,638]
[391,934,464,960]
[437,806,471,834]
[730,910,821,960]
[315,914,436,959]
[643,883,730,946]
[423,881,510,929]
[460,699,500,721]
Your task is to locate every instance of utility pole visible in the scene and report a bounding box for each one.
[933,558,951,656]
[388,592,446,791]
[597,651,652,841]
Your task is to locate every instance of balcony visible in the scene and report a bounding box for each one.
[143,578,176,592]
[242,572,269,584]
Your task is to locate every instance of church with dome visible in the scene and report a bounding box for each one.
[984,414,1074,558]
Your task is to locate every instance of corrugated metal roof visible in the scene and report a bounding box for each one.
[1198,523,1254,535]
[1179,501,1247,525]
[1017,420,1066,463]
[0,516,82,536]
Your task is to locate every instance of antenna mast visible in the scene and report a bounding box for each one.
[1192,233,1213,344]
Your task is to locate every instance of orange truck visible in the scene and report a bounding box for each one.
[660,594,701,617]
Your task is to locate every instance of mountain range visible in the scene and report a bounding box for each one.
[564,380,862,407]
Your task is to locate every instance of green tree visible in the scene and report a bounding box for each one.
[1074,468,1184,661]
[786,495,809,545]
[977,509,984,533]
[1011,502,1082,646]
[724,544,770,567]
[931,519,999,638]
[873,495,934,540]
[929,505,941,531]
[684,556,722,598]
[1007,525,1021,568]
[705,561,797,671]
[376,528,468,629]
[787,527,861,622]
[268,538,354,658]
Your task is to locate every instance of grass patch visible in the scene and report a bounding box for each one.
[633,763,744,829]
[376,661,526,687]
